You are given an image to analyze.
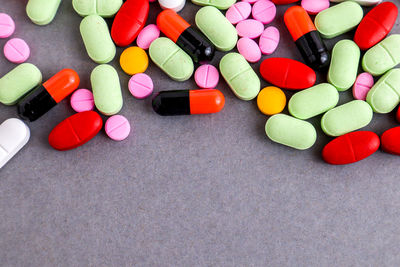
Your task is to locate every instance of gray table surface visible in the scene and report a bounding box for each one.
[1,1,400,266]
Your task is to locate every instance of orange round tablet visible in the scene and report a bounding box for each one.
[120,46,149,75]
[257,86,286,115]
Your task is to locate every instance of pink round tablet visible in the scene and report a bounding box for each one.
[353,72,374,101]
[105,115,131,141]
[242,0,259,4]
[129,73,154,99]
[0,13,15,38]
[237,38,261,63]
[136,24,160,50]
[194,64,219,89]
[301,0,329,15]
[259,26,279,55]
[252,0,276,24]
[70,89,95,113]
[236,19,264,39]
[226,2,252,25]
[4,38,30,63]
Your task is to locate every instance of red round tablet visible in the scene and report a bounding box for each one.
[271,0,299,4]
[322,131,380,165]
[381,127,400,156]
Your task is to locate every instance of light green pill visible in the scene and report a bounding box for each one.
[0,63,42,106]
[80,15,116,64]
[195,6,237,51]
[315,1,363,39]
[149,37,194,82]
[321,100,373,137]
[366,68,400,114]
[26,0,61,25]
[220,53,260,101]
[191,0,236,10]
[72,0,123,17]
[265,114,316,150]
[288,83,339,120]
[91,64,123,116]
[362,34,400,76]
[328,40,360,91]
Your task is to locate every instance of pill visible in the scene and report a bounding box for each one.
[0,63,42,105]
[194,64,219,89]
[301,0,329,15]
[257,86,286,115]
[265,114,316,150]
[354,2,398,51]
[381,127,400,156]
[242,0,258,4]
[0,13,15,38]
[220,52,260,100]
[18,69,80,122]
[328,40,360,91]
[136,24,160,50]
[128,73,154,99]
[70,89,95,113]
[26,0,61,25]
[152,89,225,115]
[157,10,215,63]
[225,2,251,25]
[321,100,373,137]
[353,72,374,101]
[80,15,116,64]
[196,6,238,52]
[236,38,261,63]
[48,111,103,151]
[366,68,400,114]
[260,57,316,90]
[315,2,363,39]
[236,19,264,39]
[284,6,330,69]
[329,0,381,6]
[4,38,30,64]
[191,0,236,10]
[397,106,400,123]
[72,0,123,17]
[362,34,400,76]
[322,131,380,165]
[149,37,194,82]
[120,46,148,75]
[0,118,30,169]
[105,115,131,141]
[111,0,149,47]
[271,0,298,4]
[159,0,186,12]
[259,26,279,55]
[252,0,276,24]
[288,83,339,120]
[91,64,123,116]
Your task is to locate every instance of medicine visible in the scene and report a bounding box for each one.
[257,86,286,115]
[119,46,148,75]
[4,38,30,64]
[236,19,264,39]
[353,72,374,101]
[271,0,298,4]
[152,89,225,116]
[157,10,215,63]
[301,0,329,15]
[158,0,186,12]
[191,0,236,10]
[0,13,15,38]
[105,115,131,141]
[237,38,261,63]
[397,106,400,123]
[72,0,123,17]
[252,0,276,25]
[70,89,95,113]
[26,0,61,25]
[381,127,400,156]
[259,26,280,55]
[330,0,381,6]
[194,64,219,89]
[284,6,330,69]
[129,73,154,99]
[226,2,251,25]
[18,69,80,122]
[136,24,160,50]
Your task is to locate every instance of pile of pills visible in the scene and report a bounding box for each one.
[0,0,400,169]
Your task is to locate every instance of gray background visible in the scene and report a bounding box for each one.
[1,0,400,266]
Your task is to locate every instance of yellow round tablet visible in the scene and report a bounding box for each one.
[257,86,286,115]
[120,46,148,75]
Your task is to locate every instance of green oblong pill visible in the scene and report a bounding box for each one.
[362,34,400,76]
[91,64,123,116]
[265,114,316,150]
[315,1,363,39]
[80,14,116,64]
[288,83,339,120]
[191,0,236,10]
[0,63,42,106]
[220,53,260,101]
[149,37,194,82]
[26,0,61,25]
[72,0,123,17]
[321,100,373,136]
[328,40,360,91]
[366,68,400,114]
[195,6,237,51]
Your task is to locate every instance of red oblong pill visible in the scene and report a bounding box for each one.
[354,2,398,51]
[322,131,380,165]
[48,111,103,151]
[260,57,316,90]
[271,0,299,4]
[111,0,149,47]
[381,127,400,156]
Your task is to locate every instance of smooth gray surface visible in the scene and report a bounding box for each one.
[1,1,400,266]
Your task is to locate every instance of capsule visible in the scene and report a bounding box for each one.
[18,69,80,122]
[284,6,330,69]
[157,10,215,63]
[152,89,225,116]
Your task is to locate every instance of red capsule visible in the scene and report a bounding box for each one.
[260,57,316,90]
[271,0,299,4]
[381,126,400,156]
[322,131,380,165]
